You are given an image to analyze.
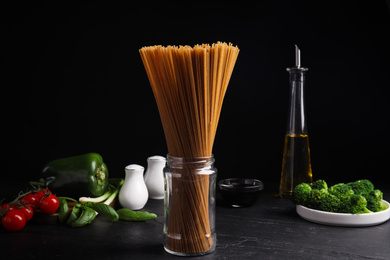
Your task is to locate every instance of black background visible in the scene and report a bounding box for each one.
[2,1,390,187]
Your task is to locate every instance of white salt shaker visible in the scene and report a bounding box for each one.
[144,155,166,199]
[119,164,148,210]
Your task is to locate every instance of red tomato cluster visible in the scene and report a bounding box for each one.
[1,189,59,232]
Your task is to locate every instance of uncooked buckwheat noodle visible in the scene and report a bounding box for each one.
[139,42,239,254]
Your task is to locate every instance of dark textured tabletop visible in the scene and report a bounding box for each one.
[1,183,389,260]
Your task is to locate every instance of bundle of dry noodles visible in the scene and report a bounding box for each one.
[139,42,239,254]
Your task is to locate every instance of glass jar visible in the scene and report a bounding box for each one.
[163,155,217,256]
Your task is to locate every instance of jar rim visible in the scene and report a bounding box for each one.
[166,154,215,165]
[167,154,214,159]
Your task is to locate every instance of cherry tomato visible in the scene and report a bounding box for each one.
[17,205,34,221]
[35,188,51,200]
[1,203,16,212]
[2,209,26,232]
[21,193,40,210]
[39,194,59,214]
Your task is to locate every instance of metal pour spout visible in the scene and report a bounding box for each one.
[295,45,301,69]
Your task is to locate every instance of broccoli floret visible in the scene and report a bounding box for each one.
[306,189,341,212]
[292,183,312,206]
[291,179,386,214]
[339,194,372,214]
[328,183,354,201]
[317,193,341,212]
[309,179,328,191]
[306,189,327,209]
[366,189,387,212]
[321,194,341,212]
[347,179,374,197]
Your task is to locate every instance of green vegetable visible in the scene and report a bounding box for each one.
[116,208,157,222]
[292,179,386,214]
[57,197,70,223]
[57,178,123,228]
[79,190,112,204]
[57,197,78,224]
[366,189,388,212]
[85,202,119,222]
[71,206,97,228]
[291,183,311,205]
[79,178,123,204]
[66,204,82,225]
[42,153,109,198]
[319,193,341,213]
[328,183,354,201]
[307,189,341,213]
[309,179,328,191]
[347,179,374,197]
[339,194,371,214]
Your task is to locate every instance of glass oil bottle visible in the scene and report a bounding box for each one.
[279,45,313,199]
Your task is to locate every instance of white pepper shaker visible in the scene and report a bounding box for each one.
[144,155,166,199]
[119,164,148,210]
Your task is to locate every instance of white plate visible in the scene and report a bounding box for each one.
[296,200,390,227]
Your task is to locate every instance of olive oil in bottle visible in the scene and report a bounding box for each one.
[279,46,313,198]
[280,134,312,198]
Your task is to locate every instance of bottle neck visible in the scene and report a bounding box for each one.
[286,68,308,136]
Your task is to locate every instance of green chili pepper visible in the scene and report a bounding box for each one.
[71,206,97,228]
[116,208,157,222]
[42,153,109,198]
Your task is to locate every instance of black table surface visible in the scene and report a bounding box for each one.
[1,182,390,260]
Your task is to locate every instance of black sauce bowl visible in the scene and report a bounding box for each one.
[218,178,264,207]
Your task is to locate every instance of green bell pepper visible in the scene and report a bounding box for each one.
[42,153,109,198]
